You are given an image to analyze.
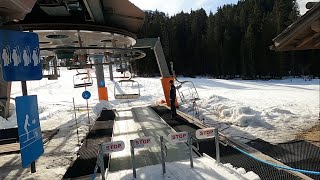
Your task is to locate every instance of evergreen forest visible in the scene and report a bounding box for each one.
[132,0,320,79]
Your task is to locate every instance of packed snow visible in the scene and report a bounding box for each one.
[106,154,260,180]
[0,67,319,179]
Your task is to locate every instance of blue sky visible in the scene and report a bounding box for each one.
[129,0,318,16]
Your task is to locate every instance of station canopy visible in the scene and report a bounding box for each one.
[271,2,320,51]
[0,0,145,56]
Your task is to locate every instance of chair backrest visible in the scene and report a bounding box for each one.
[114,80,140,99]
[73,73,93,88]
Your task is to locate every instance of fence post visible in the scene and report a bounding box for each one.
[160,136,166,174]
[99,145,106,180]
[189,132,194,168]
[130,140,136,178]
[214,127,220,163]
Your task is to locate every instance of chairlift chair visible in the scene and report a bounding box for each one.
[73,72,93,88]
[175,80,201,120]
[42,56,60,80]
[116,59,129,73]
[114,79,140,99]
[116,67,128,73]
[169,61,200,103]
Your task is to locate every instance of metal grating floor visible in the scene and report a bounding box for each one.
[247,139,320,180]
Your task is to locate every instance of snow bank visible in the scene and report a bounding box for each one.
[0,113,17,129]
[91,100,113,121]
[180,78,319,143]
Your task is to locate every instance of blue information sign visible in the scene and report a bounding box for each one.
[15,95,44,168]
[99,80,105,87]
[82,90,91,99]
[0,30,42,81]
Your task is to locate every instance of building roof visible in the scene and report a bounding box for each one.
[271,2,320,51]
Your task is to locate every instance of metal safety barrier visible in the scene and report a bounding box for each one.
[130,136,162,178]
[92,141,125,180]
[196,127,220,163]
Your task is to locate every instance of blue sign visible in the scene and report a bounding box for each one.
[15,95,44,168]
[0,30,42,81]
[82,90,91,99]
[99,80,105,87]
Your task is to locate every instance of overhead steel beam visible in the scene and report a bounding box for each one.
[1,23,137,39]
[134,38,171,78]
[83,0,105,24]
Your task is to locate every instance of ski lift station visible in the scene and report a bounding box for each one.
[0,1,320,180]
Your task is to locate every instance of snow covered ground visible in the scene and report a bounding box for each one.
[106,154,260,180]
[178,77,319,143]
[0,67,319,179]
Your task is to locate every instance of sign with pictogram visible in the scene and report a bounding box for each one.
[15,95,44,168]
[0,30,42,81]
[82,90,91,99]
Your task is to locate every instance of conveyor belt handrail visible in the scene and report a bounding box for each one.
[234,145,320,175]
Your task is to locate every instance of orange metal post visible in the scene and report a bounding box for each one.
[160,77,178,107]
[98,87,108,101]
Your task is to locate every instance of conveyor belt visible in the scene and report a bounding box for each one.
[108,107,197,172]
[62,110,115,179]
[0,128,59,155]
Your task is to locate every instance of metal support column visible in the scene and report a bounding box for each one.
[21,81,36,173]
[53,55,58,79]
[104,53,113,81]
[153,38,171,78]
[94,57,105,86]
[108,63,113,81]
[0,66,11,118]
[94,56,108,100]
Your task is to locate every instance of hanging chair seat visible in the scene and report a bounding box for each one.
[114,93,140,99]
[116,68,128,73]
[114,79,140,99]
[73,73,93,88]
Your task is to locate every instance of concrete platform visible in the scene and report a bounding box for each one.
[109,107,197,172]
